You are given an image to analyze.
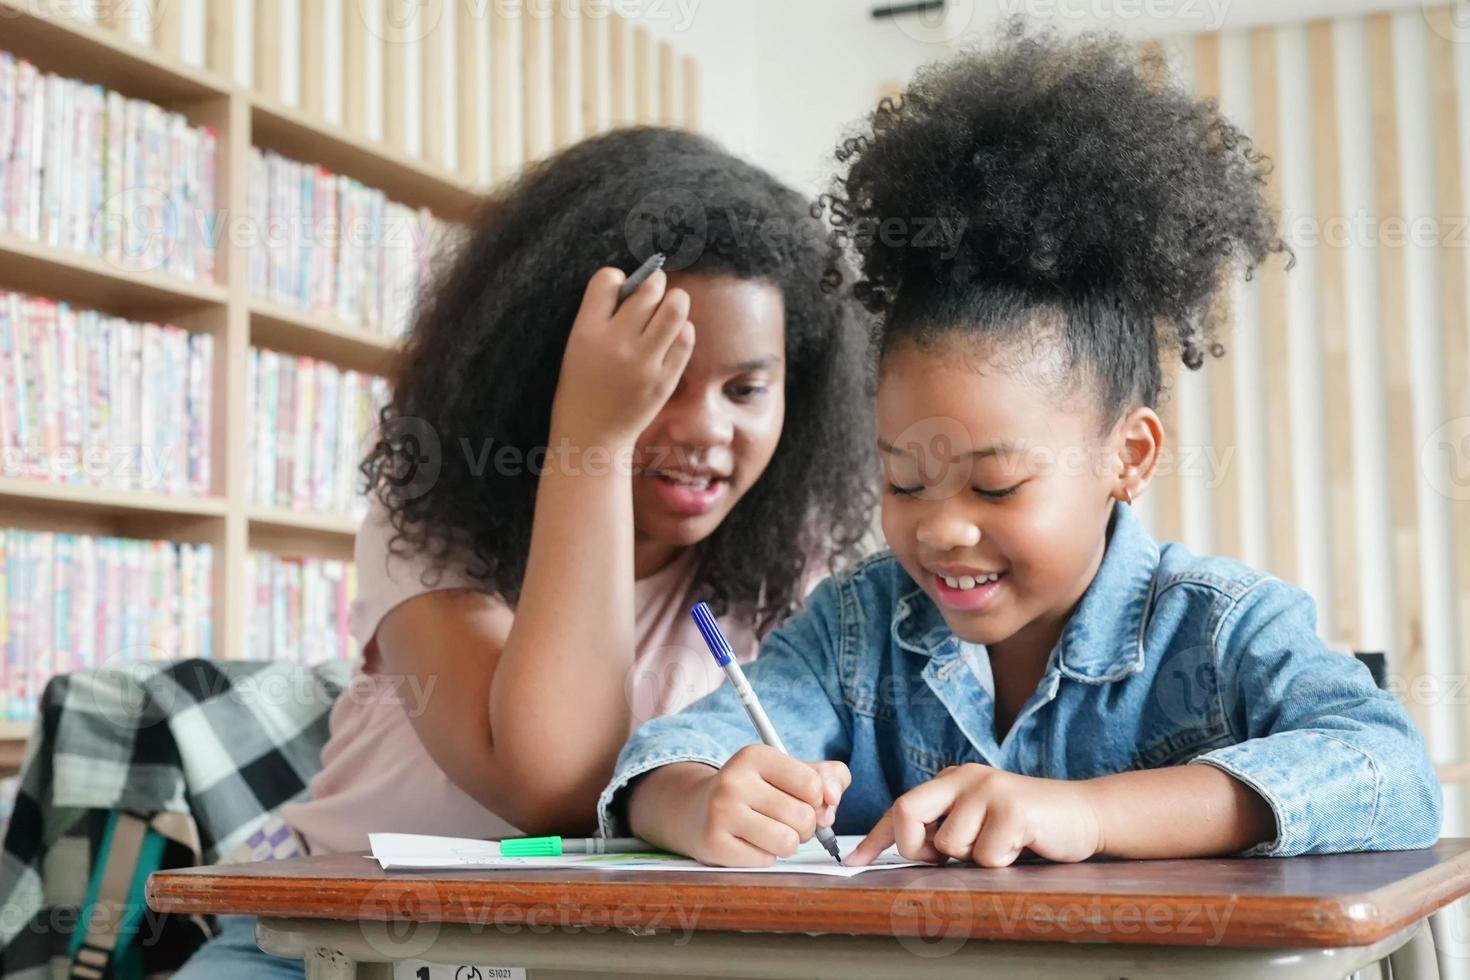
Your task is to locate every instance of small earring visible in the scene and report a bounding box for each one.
[1120,486,1133,505]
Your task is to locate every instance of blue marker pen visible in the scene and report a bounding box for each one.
[691,602,843,863]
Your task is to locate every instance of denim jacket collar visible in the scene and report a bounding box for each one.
[891,500,1158,682]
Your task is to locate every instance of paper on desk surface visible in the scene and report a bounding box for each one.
[369,833,920,877]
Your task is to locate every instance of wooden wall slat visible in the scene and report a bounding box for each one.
[342,0,369,134]
[634,27,653,124]
[490,0,514,179]
[207,0,235,79]
[658,40,676,125]
[1306,20,1360,648]
[522,0,546,161]
[1194,33,1243,562]
[152,0,184,59]
[682,55,700,132]
[458,0,483,177]
[98,2,124,31]
[1137,40,1183,543]
[382,0,408,151]
[300,0,327,117]
[552,0,574,150]
[1365,13,1428,728]
[422,7,445,166]
[581,0,603,137]
[1249,27,1298,584]
[609,15,629,127]
[1425,5,1470,721]
[254,0,281,100]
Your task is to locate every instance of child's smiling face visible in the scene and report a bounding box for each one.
[877,335,1161,660]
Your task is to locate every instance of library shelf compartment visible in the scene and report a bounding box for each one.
[0,479,228,522]
[248,508,359,565]
[0,233,229,318]
[250,97,483,224]
[0,1,231,107]
[248,301,399,377]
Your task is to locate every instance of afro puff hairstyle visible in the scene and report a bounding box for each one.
[363,127,876,633]
[823,21,1290,431]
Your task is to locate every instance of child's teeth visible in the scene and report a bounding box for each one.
[940,572,1003,591]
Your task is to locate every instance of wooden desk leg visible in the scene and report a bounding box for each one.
[1386,920,1441,980]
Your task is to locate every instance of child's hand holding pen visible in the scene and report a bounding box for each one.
[551,253,687,450]
[628,748,851,868]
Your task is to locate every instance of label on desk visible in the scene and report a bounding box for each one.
[394,963,527,980]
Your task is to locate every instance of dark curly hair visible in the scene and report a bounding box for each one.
[823,22,1289,429]
[362,127,876,633]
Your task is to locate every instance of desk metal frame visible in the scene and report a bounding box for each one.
[255,914,1441,980]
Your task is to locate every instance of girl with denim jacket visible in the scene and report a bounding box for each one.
[600,26,1443,868]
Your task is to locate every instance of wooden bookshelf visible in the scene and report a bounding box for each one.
[0,232,229,315]
[0,0,702,765]
[0,0,483,755]
[249,301,400,376]
[0,478,229,519]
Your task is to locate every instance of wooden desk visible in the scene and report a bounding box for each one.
[147,839,1470,980]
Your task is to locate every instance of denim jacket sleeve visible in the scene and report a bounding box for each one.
[1187,577,1443,856]
[596,577,853,837]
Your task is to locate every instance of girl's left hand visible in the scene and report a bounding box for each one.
[843,764,1103,868]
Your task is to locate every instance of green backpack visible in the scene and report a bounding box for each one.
[67,811,208,980]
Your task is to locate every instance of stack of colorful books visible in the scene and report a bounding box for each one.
[0,49,218,282]
[0,290,213,494]
[0,529,214,722]
[245,552,358,664]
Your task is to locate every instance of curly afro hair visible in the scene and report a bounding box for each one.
[362,126,876,633]
[823,22,1289,429]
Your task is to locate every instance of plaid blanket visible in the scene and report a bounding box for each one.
[0,659,351,979]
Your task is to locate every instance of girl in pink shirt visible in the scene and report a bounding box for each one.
[175,127,875,980]
[286,128,877,853]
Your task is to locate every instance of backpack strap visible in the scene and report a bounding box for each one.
[68,811,158,979]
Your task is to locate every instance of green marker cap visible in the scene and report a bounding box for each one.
[499,836,563,857]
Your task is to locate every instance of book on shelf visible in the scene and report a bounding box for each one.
[246,552,358,665]
[0,528,213,722]
[0,48,217,282]
[248,146,451,338]
[248,348,388,520]
[0,289,212,493]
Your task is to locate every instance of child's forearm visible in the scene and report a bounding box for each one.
[626,762,719,854]
[488,448,639,831]
[1081,765,1276,859]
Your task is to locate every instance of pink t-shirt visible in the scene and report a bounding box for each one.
[281,499,766,854]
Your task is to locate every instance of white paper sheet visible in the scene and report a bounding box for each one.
[368,833,920,877]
